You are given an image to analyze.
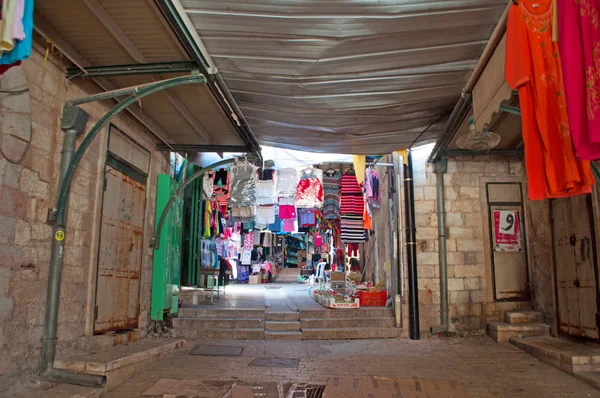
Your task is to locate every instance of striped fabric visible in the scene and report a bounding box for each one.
[323,172,341,220]
[341,214,366,243]
[339,173,364,215]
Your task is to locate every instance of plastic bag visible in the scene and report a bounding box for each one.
[230,162,258,208]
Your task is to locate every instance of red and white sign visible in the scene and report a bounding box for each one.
[493,210,522,252]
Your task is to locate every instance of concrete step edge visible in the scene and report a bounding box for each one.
[54,339,185,374]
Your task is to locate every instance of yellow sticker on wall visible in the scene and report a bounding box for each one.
[55,230,65,241]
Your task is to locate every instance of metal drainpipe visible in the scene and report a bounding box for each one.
[431,159,449,335]
[40,106,89,374]
[41,75,205,387]
[404,150,420,340]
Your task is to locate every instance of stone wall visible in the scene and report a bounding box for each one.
[0,45,171,390]
[408,151,528,335]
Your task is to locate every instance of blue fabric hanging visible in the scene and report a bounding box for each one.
[0,0,34,65]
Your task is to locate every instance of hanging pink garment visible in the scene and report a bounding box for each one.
[558,0,600,159]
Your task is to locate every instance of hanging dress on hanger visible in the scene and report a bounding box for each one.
[505,0,595,200]
[295,168,324,208]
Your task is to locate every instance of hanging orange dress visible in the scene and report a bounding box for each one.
[505,0,595,200]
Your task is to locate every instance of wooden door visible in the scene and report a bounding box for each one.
[487,183,530,301]
[552,195,600,340]
[94,163,146,333]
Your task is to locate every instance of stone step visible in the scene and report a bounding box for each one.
[173,317,264,329]
[265,321,301,332]
[302,327,400,340]
[300,308,393,319]
[265,311,300,321]
[487,322,549,343]
[510,336,600,374]
[54,338,185,391]
[301,317,395,329]
[174,328,265,340]
[504,310,544,325]
[178,307,265,319]
[265,331,303,341]
[575,372,600,391]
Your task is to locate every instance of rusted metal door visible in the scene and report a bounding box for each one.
[94,162,146,333]
[552,195,600,340]
[487,183,530,301]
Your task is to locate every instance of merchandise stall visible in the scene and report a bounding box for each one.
[181,153,387,307]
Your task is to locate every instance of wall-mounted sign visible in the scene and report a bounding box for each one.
[493,210,522,252]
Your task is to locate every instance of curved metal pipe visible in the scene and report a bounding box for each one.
[42,74,205,374]
[152,158,235,250]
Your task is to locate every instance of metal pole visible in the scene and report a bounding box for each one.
[42,74,205,377]
[392,152,405,297]
[404,150,420,340]
[153,158,236,250]
[432,160,449,335]
[387,157,398,316]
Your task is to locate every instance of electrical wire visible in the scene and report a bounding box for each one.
[408,114,447,149]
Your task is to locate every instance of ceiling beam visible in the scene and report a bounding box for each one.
[82,0,214,144]
[34,12,174,146]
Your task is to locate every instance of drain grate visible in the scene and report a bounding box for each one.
[306,385,325,398]
[188,345,244,357]
[248,357,300,368]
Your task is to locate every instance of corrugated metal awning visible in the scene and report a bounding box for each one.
[34,0,250,149]
[176,0,508,154]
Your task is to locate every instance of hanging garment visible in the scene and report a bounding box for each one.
[203,171,214,199]
[505,1,595,200]
[230,162,258,207]
[282,218,296,233]
[214,168,229,186]
[339,172,364,214]
[244,232,254,250]
[352,155,366,184]
[201,239,213,268]
[257,205,276,225]
[12,0,24,41]
[340,214,366,243]
[268,216,282,233]
[322,171,341,220]
[314,232,323,247]
[0,0,17,53]
[558,0,600,159]
[298,208,317,226]
[258,168,275,181]
[295,169,324,208]
[256,180,277,205]
[0,0,32,65]
[277,168,299,198]
[365,168,381,208]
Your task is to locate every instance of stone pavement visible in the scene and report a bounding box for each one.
[103,337,600,397]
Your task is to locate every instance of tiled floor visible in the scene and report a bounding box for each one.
[102,337,600,397]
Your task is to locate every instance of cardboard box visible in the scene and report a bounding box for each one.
[330,272,345,282]
[249,274,261,284]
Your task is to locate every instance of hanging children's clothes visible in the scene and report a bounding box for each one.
[557,0,600,159]
[505,1,595,200]
[277,168,299,198]
[322,170,341,220]
[298,208,317,226]
[295,168,324,208]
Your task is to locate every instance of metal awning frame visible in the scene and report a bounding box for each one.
[154,0,261,160]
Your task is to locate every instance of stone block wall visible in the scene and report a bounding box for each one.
[0,45,170,390]
[407,150,528,335]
